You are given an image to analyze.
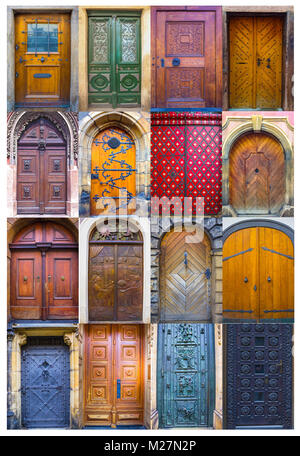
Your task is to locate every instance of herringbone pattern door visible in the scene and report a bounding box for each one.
[160,230,212,322]
[229,133,285,215]
[229,16,283,109]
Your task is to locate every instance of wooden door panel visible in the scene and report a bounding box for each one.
[17,151,40,214]
[11,251,42,320]
[229,133,285,215]
[46,250,78,319]
[153,7,221,108]
[15,14,70,107]
[223,228,259,319]
[44,150,67,214]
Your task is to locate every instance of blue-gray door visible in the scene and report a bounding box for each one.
[157,324,215,428]
[21,337,70,428]
[226,324,293,429]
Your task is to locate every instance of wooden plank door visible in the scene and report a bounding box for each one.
[158,324,215,428]
[160,230,212,322]
[22,337,70,429]
[152,7,222,108]
[15,13,70,107]
[84,325,144,427]
[17,118,67,215]
[229,16,283,109]
[88,13,141,108]
[229,133,285,215]
[91,127,136,215]
[226,324,293,429]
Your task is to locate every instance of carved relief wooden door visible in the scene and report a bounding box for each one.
[10,222,78,320]
[84,325,144,427]
[91,127,136,215]
[223,227,294,321]
[158,324,215,428]
[88,12,141,108]
[229,133,285,215]
[15,13,70,108]
[160,230,212,322]
[88,224,143,322]
[22,337,70,428]
[17,118,67,215]
[225,324,293,429]
[152,6,222,108]
[229,16,283,109]
[151,112,222,216]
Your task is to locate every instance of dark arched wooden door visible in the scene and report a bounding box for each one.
[88,223,143,321]
[160,230,212,322]
[229,133,285,215]
[10,222,78,320]
[17,118,67,214]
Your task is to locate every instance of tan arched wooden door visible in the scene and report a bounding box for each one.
[223,226,294,321]
[160,230,212,321]
[229,133,285,215]
[91,127,136,215]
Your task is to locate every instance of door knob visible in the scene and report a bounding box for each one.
[244,277,248,283]
[23,276,28,282]
[257,58,262,66]
[161,58,165,68]
[254,285,257,291]
[267,276,271,282]
[184,252,188,266]
[172,58,180,66]
[267,58,271,69]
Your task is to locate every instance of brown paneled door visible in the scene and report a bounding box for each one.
[10,222,78,320]
[84,325,144,428]
[152,6,222,108]
[223,226,294,321]
[15,13,70,108]
[229,133,285,215]
[229,16,283,109]
[17,118,67,215]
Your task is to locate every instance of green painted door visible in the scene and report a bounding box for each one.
[88,12,141,108]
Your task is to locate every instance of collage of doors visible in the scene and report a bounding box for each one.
[6,5,294,431]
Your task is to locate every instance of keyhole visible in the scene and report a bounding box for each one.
[255,168,259,174]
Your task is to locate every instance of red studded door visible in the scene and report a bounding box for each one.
[151,112,222,215]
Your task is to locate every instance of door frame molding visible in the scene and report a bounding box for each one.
[223,218,294,244]
[7,7,79,111]
[222,7,294,111]
[222,114,294,217]
[79,216,151,324]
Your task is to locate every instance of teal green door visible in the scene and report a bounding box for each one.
[158,324,215,428]
[88,12,141,108]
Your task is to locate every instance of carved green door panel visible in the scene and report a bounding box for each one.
[88,12,141,108]
[157,324,215,428]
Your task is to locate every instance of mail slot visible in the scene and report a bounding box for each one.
[33,73,52,78]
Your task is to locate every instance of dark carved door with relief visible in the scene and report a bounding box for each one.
[152,6,222,108]
[84,325,144,427]
[10,222,78,321]
[22,337,70,429]
[225,324,293,429]
[158,324,215,428]
[88,224,143,322]
[88,12,141,108]
[17,118,67,215]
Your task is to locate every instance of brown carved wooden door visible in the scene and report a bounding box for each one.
[10,222,78,321]
[160,230,212,322]
[152,6,222,108]
[17,118,67,215]
[88,224,143,322]
[229,133,285,215]
[223,226,294,321]
[15,13,71,108]
[84,324,144,427]
[229,16,283,109]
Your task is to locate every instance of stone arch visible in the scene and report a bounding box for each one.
[223,218,294,244]
[79,111,150,216]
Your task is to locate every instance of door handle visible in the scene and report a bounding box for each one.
[257,58,262,66]
[117,379,121,399]
[23,276,28,282]
[267,58,271,69]
[244,277,248,283]
[184,252,188,266]
[267,276,271,283]
[254,285,257,291]
[161,58,165,68]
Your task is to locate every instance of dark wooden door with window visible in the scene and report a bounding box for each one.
[229,16,283,109]
[15,13,70,107]
[84,324,144,427]
[151,6,222,108]
[10,222,78,321]
[223,226,294,321]
[88,12,141,108]
[229,133,285,215]
[17,118,67,215]
[88,224,143,322]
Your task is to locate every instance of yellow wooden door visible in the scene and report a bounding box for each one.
[91,127,136,215]
[15,13,70,107]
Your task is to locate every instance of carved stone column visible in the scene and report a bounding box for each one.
[64,331,81,429]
